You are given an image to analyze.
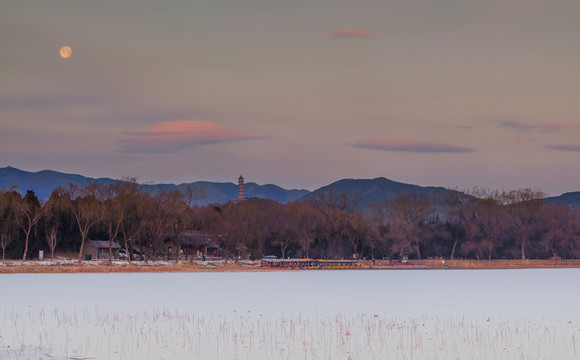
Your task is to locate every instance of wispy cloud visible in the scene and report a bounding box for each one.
[329,28,373,38]
[350,138,476,153]
[500,120,580,132]
[546,144,580,152]
[543,122,580,130]
[500,120,535,132]
[118,121,266,153]
[372,114,413,125]
[0,94,106,110]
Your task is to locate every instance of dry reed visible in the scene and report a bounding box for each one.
[3,308,578,359]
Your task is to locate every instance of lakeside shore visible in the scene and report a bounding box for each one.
[2,258,580,273]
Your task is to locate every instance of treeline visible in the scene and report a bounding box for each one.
[1,180,579,261]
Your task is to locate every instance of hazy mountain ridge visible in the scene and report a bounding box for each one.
[299,177,460,210]
[1,166,578,207]
[545,192,580,207]
[139,181,310,205]
[0,166,117,199]
[0,166,309,205]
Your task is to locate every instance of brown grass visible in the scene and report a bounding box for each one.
[371,259,580,269]
[2,259,580,274]
[434,259,580,269]
[0,261,266,274]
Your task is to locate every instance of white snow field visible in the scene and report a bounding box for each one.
[1,269,579,359]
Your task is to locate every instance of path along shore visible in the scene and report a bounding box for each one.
[1,258,580,273]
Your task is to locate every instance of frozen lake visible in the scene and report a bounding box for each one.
[1,269,579,359]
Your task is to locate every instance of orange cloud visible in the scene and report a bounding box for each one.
[119,121,265,153]
[329,28,373,38]
[351,138,476,153]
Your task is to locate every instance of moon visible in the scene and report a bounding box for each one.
[59,46,72,59]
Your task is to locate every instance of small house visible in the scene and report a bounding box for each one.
[83,240,122,260]
[162,231,224,259]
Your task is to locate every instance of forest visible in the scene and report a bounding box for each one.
[1,179,579,262]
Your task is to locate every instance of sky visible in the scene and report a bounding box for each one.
[1,0,579,195]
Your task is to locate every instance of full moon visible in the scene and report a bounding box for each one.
[59,46,72,59]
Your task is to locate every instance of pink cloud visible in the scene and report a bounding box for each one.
[329,28,373,38]
[119,121,266,153]
[546,144,580,152]
[351,138,476,153]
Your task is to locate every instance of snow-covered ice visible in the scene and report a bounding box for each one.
[1,269,579,359]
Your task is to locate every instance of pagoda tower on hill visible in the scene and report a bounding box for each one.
[238,175,246,201]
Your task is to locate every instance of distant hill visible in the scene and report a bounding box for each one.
[0,166,117,200]
[298,177,458,210]
[545,192,580,207]
[299,178,580,211]
[139,181,310,205]
[0,166,309,205]
[2,166,579,209]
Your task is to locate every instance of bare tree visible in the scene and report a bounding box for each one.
[443,191,471,260]
[136,193,162,262]
[64,184,103,263]
[98,183,125,264]
[1,234,13,260]
[138,189,184,262]
[269,203,297,259]
[572,208,580,258]
[182,184,207,208]
[0,190,15,259]
[499,189,546,261]
[447,188,507,261]
[196,205,225,259]
[287,202,319,258]
[309,189,359,258]
[367,201,393,260]
[475,196,507,260]
[220,201,252,262]
[115,178,142,262]
[343,211,367,259]
[459,238,486,260]
[541,204,578,259]
[387,192,430,259]
[166,190,187,263]
[14,190,49,260]
[45,226,58,259]
[43,189,66,260]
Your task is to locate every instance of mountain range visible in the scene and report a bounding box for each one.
[1,166,578,208]
[0,166,309,205]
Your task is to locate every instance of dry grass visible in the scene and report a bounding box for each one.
[436,259,580,269]
[2,258,580,274]
[388,259,580,269]
[0,260,265,274]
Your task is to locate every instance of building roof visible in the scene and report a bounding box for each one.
[168,231,223,251]
[177,230,210,246]
[87,240,121,249]
[206,241,221,249]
